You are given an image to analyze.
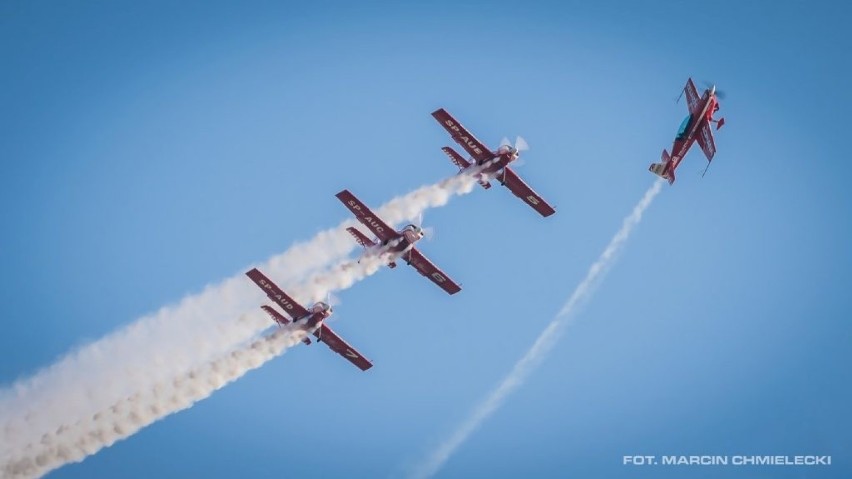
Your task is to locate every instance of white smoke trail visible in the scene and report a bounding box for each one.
[2,255,389,479]
[2,322,309,479]
[0,173,478,472]
[409,180,664,479]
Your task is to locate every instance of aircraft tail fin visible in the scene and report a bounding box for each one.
[648,149,674,184]
[663,150,676,184]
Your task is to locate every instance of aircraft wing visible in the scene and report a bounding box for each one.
[431,108,495,164]
[402,248,462,295]
[684,78,702,116]
[246,268,310,319]
[694,122,717,161]
[336,190,396,242]
[315,325,373,371]
[500,167,557,217]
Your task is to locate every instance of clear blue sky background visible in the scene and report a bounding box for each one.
[2,1,850,478]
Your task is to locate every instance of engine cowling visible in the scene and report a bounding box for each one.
[311,301,332,317]
[402,224,423,243]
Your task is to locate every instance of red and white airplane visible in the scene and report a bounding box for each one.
[649,78,725,184]
[432,108,556,217]
[336,189,462,295]
[246,267,373,371]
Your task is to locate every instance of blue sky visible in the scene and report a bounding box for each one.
[1,1,850,478]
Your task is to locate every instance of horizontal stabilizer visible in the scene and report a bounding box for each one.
[648,162,675,185]
[346,227,376,248]
[441,146,472,170]
[442,146,490,188]
[261,306,311,345]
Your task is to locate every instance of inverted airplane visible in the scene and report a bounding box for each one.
[246,267,373,371]
[336,189,462,295]
[649,78,725,184]
[431,108,556,217]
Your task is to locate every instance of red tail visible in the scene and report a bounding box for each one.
[649,150,675,184]
[663,150,675,184]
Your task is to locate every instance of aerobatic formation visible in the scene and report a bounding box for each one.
[0,77,725,479]
[249,80,724,370]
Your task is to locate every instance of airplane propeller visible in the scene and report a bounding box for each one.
[701,80,726,100]
[422,226,435,240]
[414,212,435,240]
[500,136,529,152]
[326,291,340,308]
[321,291,341,326]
